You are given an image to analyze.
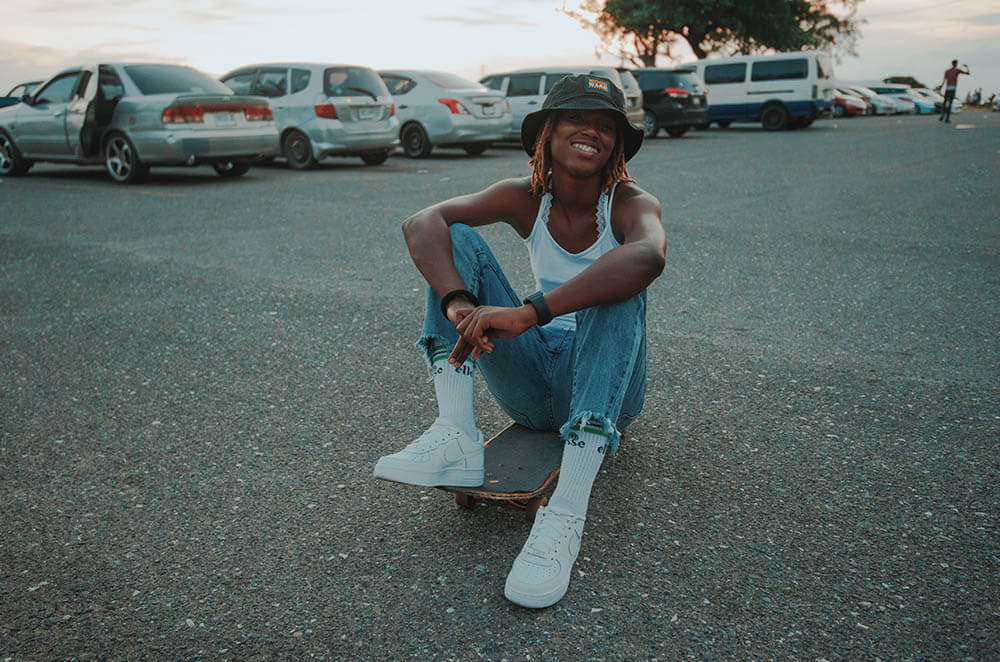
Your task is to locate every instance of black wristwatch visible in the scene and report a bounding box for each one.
[523,290,553,326]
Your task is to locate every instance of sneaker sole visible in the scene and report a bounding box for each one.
[373,460,483,488]
[504,578,570,609]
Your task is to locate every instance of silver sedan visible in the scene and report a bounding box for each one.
[379,69,510,158]
[0,63,279,183]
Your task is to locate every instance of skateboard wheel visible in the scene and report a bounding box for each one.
[454,492,477,510]
[525,496,547,521]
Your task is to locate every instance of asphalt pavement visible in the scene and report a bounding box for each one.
[1,113,998,660]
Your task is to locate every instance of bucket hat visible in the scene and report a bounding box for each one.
[520,74,644,162]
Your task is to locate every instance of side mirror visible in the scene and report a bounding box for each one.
[21,94,32,105]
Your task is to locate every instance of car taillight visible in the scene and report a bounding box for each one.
[389,103,395,117]
[162,103,273,123]
[437,98,470,114]
[243,104,273,121]
[900,96,912,102]
[664,87,690,98]
[314,103,338,119]
[161,105,205,123]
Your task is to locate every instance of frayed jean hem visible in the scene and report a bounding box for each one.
[561,411,621,456]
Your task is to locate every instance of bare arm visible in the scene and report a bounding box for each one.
[401,178,533,301]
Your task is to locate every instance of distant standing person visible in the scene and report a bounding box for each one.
[939,59,970,123]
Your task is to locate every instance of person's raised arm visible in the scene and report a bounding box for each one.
[402,178,532,304]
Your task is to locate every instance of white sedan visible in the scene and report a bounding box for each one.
[0,63,279,183]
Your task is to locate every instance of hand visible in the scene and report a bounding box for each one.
[449,305,535,367]
[445,297,478,326]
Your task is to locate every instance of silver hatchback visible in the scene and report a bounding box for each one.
[0,63,279,183]
[379,69,510,158]
[221,62,399,168]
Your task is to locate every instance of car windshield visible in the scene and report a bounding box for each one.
[324,67,388,99]
[125,65,232,95]
[617,71,640,92]
[668,71,703,92]
[424,71,484,90]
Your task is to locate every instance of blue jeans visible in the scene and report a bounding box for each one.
[418,224,648,454]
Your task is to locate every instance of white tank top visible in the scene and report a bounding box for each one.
[524,184,620,331]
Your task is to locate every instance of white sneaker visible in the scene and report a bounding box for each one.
[504,506,585,608]
[373,420,484,487]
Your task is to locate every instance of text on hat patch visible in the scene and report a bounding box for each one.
[587,78,609,93]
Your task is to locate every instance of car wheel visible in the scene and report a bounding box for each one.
[716,120,731,129]
[104,132,148,184]
[833,104,845,117]
[0,131,32,177]
[283,130,316,170]
[401,123,432,158]
[361,150,390,165]
[213,160,251,177]
[462,143,488,156]
[760,104,789,131]
[642,111,659,138]
[666,126,688,138]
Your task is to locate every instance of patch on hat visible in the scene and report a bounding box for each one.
[587,77,609,93]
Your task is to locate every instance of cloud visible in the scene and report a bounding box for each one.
[0,39,185,91]
[427,8,536,27]
[175,0,263,25]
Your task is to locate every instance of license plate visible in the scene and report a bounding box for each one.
[692,98,701,106]
[483,104,495,115]
[214,112,237,127]
[358,107,378,120]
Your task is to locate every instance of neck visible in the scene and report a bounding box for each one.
[550,169,603,209]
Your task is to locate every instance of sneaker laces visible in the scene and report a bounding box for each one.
[403,420,463,453]
[524,507,584,561]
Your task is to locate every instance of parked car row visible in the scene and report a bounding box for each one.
[1,56,975,185]
[833,82,963,117]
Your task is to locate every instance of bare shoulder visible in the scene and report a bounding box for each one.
[426,176,537,234]
[476,176,539,237]
[611,181,662,233]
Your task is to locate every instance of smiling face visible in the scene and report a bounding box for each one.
[549,109,619,178]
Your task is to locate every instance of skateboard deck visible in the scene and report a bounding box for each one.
[438,423,563,520]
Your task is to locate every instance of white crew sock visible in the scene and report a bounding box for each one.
[547,424,609,518]
[429,345,476,438]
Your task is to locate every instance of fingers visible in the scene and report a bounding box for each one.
[452,309,494,364]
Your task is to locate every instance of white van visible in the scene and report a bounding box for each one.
[479,66,640,141]
[692,51,834,130]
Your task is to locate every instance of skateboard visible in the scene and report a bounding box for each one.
[438,423,564,521]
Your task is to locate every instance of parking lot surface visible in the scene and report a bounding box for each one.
[2,114,998,660]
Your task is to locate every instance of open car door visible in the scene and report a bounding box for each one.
[67,64,123,159]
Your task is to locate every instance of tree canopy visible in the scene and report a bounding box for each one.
[564,0,864,67]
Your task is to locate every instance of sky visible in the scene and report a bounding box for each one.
[2,0,998,98]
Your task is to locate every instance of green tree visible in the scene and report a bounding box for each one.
[564,0,864,66]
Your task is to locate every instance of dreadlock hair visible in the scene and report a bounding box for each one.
[528,112,633,197]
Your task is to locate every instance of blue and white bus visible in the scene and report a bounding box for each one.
[692,51,834,130]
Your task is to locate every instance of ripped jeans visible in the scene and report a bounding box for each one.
[418,224,648,454]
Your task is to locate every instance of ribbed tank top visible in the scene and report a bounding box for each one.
[524,184,620,332]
